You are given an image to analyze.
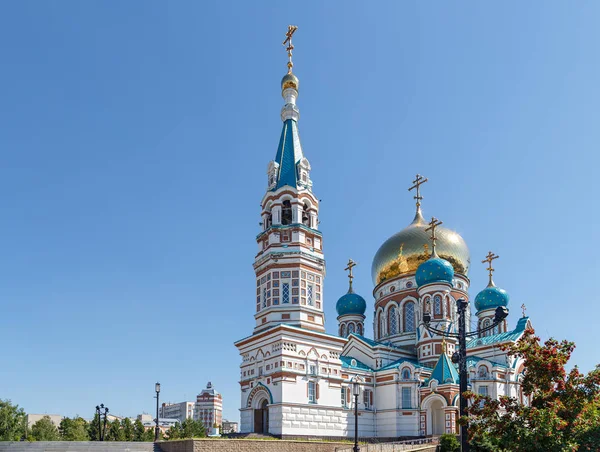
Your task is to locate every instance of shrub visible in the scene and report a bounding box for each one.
[439,433,461,452]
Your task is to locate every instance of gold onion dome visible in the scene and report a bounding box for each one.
[371,210,471,286]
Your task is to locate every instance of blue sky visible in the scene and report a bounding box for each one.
[1,1,599,423]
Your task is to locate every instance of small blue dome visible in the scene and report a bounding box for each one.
[475,286,510,312]
[416,256,455,287]
[336,291,367,317]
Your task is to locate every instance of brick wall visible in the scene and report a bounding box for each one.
[158,439,354,452]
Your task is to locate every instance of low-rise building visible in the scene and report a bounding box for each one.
[222,419,239,434]
[160,401,195,423]
[27,414,62,429]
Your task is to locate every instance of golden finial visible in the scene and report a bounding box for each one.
[482,251,499,287]
[425,217,443,256]
[345,258,357,292]
[408,174,428,212]
[521,303,527,317]
[282,25,298,74]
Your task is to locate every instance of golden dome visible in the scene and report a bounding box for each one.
[371,210,471,286]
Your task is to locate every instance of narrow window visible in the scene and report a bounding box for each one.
[282,200,292,225]
[363,390,370,410]
[357,323,362,335]
[302,203,310,226]
[434,295,442,316]
[404,302,415,332]
[341,387,346,408]
[282,283,290,304]
[262,288,267,308]
[308,381,316,403]
[402,369,411,380]
[307,284,314,306]
[389,306,398,335]
[402,387,412,409]
[348,323,355,335]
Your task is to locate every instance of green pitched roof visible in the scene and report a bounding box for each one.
[466,316,530,349]
[340,355,373,371]
[273,119,303,190]
[427,352,460,385]
[379,357,429,371]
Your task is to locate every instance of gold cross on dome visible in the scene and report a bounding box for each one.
[282,25,298,73]
[408,174,428,210]
[425,217,443,255]
[521,303,527,317]
[345,258,357,291]
[482,251,499,287]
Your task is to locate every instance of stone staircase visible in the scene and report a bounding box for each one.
[0,442,160,452]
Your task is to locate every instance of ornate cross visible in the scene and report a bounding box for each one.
[345,258,357,291]
[521,303,527,317]
[282,25,298,73]
[482,251,499,287]
[408,174,428,209]
[425,217,443,255]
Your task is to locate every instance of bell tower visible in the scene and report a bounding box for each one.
[253,26,325,333]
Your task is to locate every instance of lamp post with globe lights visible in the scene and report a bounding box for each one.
[154,382,161,441]
[422,298,508,452]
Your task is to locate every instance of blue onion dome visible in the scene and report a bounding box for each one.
[475,285,509,312]
[281,72,299,92]
[416,255,455,287]
[336,290,367,317]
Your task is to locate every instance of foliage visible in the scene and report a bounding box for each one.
[0,399,26,441]
[133,419,146,441]
[31,415,60,441]
[439,433,460,452]
[164,418,206,440]
[142,426,156,442]
[121,418,134,441]
[59,416,89,441]
[88,413,102,441]
[106,419,125,441]
[464,327,600,452]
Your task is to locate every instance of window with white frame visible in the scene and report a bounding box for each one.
[282,283,290,304]
[348,323,355,334]
[307,284,314,305]
[363,389,371,410]
[389,306,398,335]
[434,295,442,315]
[262,288,267,308]
[402,387,412,409]
[341,387,346,407]
[308,381,316,403]
[309,364,317,376]
[404,302,415,332]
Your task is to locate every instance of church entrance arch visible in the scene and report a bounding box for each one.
[422,394,447,436]
[247,384,273,434]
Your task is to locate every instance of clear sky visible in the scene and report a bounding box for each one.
[1,1,599,423]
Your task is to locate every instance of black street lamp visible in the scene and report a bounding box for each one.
[422,298,508,452]
[351,376,361,452]
[95,404,109,441]
[155,382,161,442]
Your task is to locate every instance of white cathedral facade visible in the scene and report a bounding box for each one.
[234,39,531,439]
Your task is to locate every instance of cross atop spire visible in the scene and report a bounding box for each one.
[425,217,443,256]
[282,25,298,74]
[345,258,357,292]
[408,174,428,212]
[482,251,499,287]
[521,303,527,317]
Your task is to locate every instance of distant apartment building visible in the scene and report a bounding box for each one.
[194,382,222,432]
[222,419,239,434]
[27,414,62,429]
[160,401,195,423]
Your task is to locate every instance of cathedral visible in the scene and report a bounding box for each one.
[234,27,531,439]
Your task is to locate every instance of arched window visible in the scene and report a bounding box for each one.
[389,306,398,335]
[424,296,431,313]
[340,324,346,337]
[282,200,292,225]
[404,302,415,332]
[401,368,411,380]
[348,323,355,335]
[357,323,362,335]
[265,211,272,229]
[482,318,491,337]
[434,295,442,315]
[302,203,310,226]
[493,324,499,335]
[378,311,385,338]
[446,298,451,317]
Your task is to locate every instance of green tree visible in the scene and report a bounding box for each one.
[31,415,60,441]
[439,433,460,452]
[464,328,600,452]
[164,422,181,440]
[105,419,124,441]
[0,399,27,441]
[142,427,156,442]
[133,419,146,441]
[59,416,89,441]
[88,413,102,441]
[121,418,134,441]
[181,418,206,439]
